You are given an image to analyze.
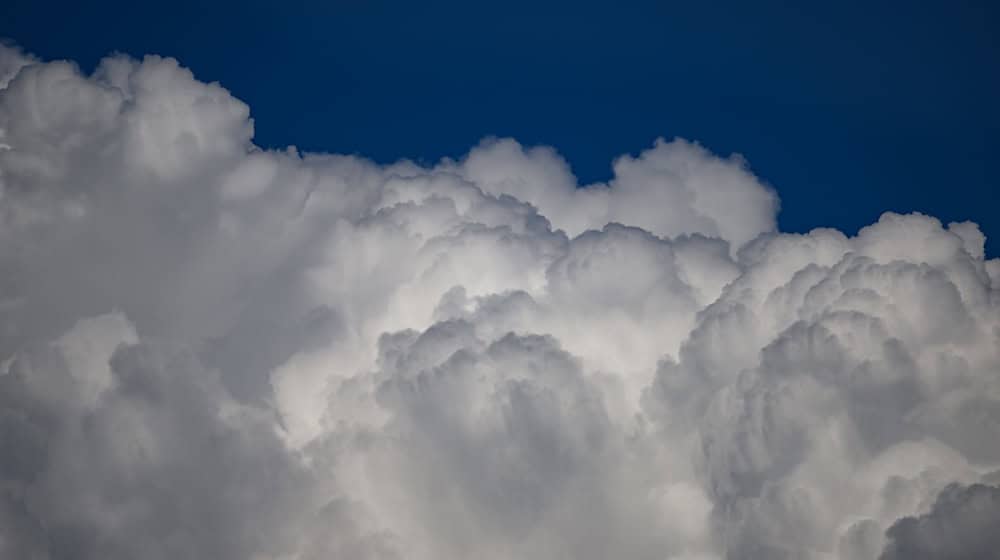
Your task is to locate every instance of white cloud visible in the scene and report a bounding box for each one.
[0,44,998,559]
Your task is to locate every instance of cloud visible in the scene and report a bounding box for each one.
[0,43,998,559]
[880,482,1000,560]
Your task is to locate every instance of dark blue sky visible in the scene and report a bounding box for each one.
[3,0,998,254]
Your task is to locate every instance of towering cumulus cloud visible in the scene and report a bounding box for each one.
[0,44,998,559]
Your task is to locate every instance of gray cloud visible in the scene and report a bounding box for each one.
[0,44,998,559]
[880,483,1000,560]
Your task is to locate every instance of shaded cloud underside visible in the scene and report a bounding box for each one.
[0,44,998,559]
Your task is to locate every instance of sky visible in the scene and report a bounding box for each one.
[2,0,997,254]
[1,2,1000,560]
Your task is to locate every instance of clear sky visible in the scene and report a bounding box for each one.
[3,0,997,253]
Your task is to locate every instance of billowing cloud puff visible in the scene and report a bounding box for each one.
[879,482,1000,559]
[0,43,998,559]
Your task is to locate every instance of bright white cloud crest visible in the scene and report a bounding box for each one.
[0,45,998,559]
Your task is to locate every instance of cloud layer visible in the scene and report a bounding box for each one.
[1,44,998,559]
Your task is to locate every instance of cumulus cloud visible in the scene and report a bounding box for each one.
[879,482,1000,560]
[0,43,998,559]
